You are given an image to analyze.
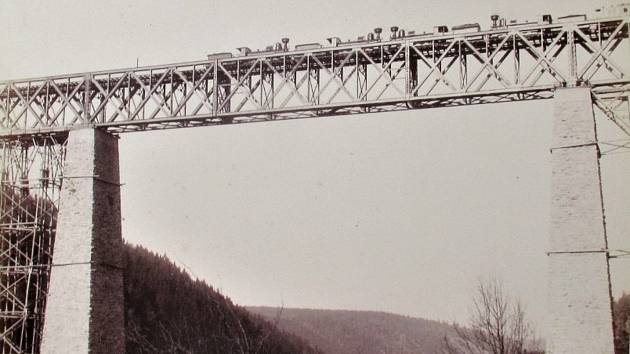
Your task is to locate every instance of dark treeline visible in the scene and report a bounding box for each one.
[614,293,630,354]
[124,243,321,354]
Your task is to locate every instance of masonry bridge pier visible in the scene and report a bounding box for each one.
[0,11,629,354]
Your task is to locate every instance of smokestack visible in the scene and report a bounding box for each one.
[491,14,499,28]
[390,26,399,39]
[281,37,290,51]
[374,27,383,40]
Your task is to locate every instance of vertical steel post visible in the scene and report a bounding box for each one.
[216,63,232,123]
[567,27,578,86]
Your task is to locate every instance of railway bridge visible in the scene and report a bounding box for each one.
[1,8,629,353]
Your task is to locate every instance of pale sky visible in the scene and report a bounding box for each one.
[1,0,629,339]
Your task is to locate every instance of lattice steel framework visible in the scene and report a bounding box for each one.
[0,135,66,354]
[0,11,629,354]
[0,16,628,138]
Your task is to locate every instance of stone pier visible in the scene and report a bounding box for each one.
[40,129,125,354]
[547,88,614,354]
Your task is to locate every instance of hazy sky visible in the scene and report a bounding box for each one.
[1,0,629,339]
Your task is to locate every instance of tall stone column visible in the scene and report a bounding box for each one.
[41,129,125,354]
[548,88,614,354]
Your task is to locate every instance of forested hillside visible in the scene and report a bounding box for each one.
[614,293,630,354]
[124,243,321,354]
[248,307,457,354]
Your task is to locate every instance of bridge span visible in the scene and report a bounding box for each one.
[1,15,629,137]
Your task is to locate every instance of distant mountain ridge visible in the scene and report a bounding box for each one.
[248,306,457,354]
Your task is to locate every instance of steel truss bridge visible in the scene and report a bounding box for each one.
[0,12,629,354]
[1,16,629,137]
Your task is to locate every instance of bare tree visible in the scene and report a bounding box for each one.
[443,278,542,354]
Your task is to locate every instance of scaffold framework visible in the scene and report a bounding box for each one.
[0,135,66,354]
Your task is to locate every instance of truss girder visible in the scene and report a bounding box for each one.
[0,136,66,354]
[0,17,628,136]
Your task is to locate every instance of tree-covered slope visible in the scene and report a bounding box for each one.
[124,243,321,354]
[614,293,630,354]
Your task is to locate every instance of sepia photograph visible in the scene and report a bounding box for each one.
[0,0,629,353]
